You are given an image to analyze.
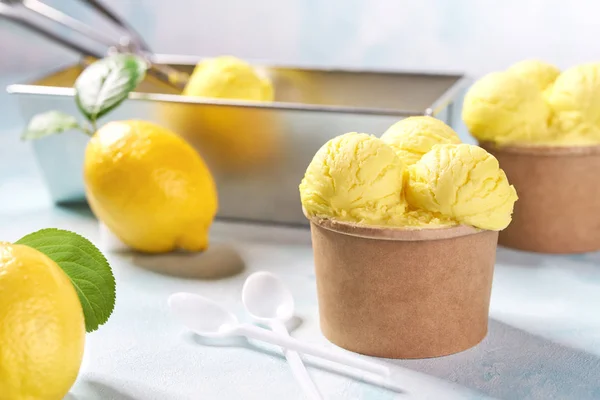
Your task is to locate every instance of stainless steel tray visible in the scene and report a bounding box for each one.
[8,55,468,226]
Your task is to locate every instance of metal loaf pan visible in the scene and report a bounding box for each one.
[8,55,468,226]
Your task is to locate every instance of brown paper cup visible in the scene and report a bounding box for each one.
[480,142,600,253]
[308,217,499,359]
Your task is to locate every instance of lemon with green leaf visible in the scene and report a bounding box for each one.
[0,229,115,400]
[23,54,219,254]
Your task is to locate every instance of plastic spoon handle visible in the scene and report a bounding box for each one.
[236,324,389,377]
[353,373,404,393]
[270,320,323,400]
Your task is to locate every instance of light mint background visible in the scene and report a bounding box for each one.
[3,0,599,75]
[2,1,600,399]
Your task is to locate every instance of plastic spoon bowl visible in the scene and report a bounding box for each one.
[243,272,322,400]
[169,293,238,338]
[168,292,389,377]
[242,271,294,322]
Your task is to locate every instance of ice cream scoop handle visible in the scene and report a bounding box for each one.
[236,324,389,377]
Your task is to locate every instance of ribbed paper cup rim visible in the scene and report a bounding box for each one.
[304,210,483,241]
[479,141,600,156]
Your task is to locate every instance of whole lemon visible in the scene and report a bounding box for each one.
[0,243,85,400]
[84,120,218,253]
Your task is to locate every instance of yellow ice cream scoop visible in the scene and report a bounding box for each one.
[380,116,461,165]
[462,71,552,145]
[300,132,406,225]
[507,59,560,92]
[183,55,274,101]
[389,209,457,228]
[406,143,518,231]
[545,63,600,143]
[165,55,279,172]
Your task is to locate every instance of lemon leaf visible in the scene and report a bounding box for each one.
[75,53,147,123]
[16,228,116,333]
[21,111,81,140]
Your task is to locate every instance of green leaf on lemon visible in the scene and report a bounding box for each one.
[21,111,80,140]
[75,53,147,123]
[16,228,116,333]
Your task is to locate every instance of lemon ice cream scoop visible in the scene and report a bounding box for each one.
[507,59,560,92]
[300,132,406,225]
[381,116,461,165]
[166,56,278,172]
[390,209,457,228]
[406,144,518,231]
[462,71,552,145]
[545,63,600,143]
[183,55,274,101]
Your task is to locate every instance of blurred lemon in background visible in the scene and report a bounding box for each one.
[0,243,85,400]
[84,120,218,253]
[163,56,281,173]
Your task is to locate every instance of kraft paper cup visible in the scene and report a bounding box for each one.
[480,142,600,254]
[307,216,499,359]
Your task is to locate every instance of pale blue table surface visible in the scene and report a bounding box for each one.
[2,71,600,400]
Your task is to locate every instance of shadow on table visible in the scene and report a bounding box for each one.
[497,247,600,283]
[129,243,245,279]
[495,247,550,267]
[388,319,600,400]
[497,246,600,268]
[55,203,95,219]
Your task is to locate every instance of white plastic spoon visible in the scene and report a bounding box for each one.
[240,272,405,393]
[242,272,322,400]
[168,292,389,377]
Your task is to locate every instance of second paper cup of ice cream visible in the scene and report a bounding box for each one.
[463,61,600,253]
[300,123,517,358]
[479,143,600,253]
